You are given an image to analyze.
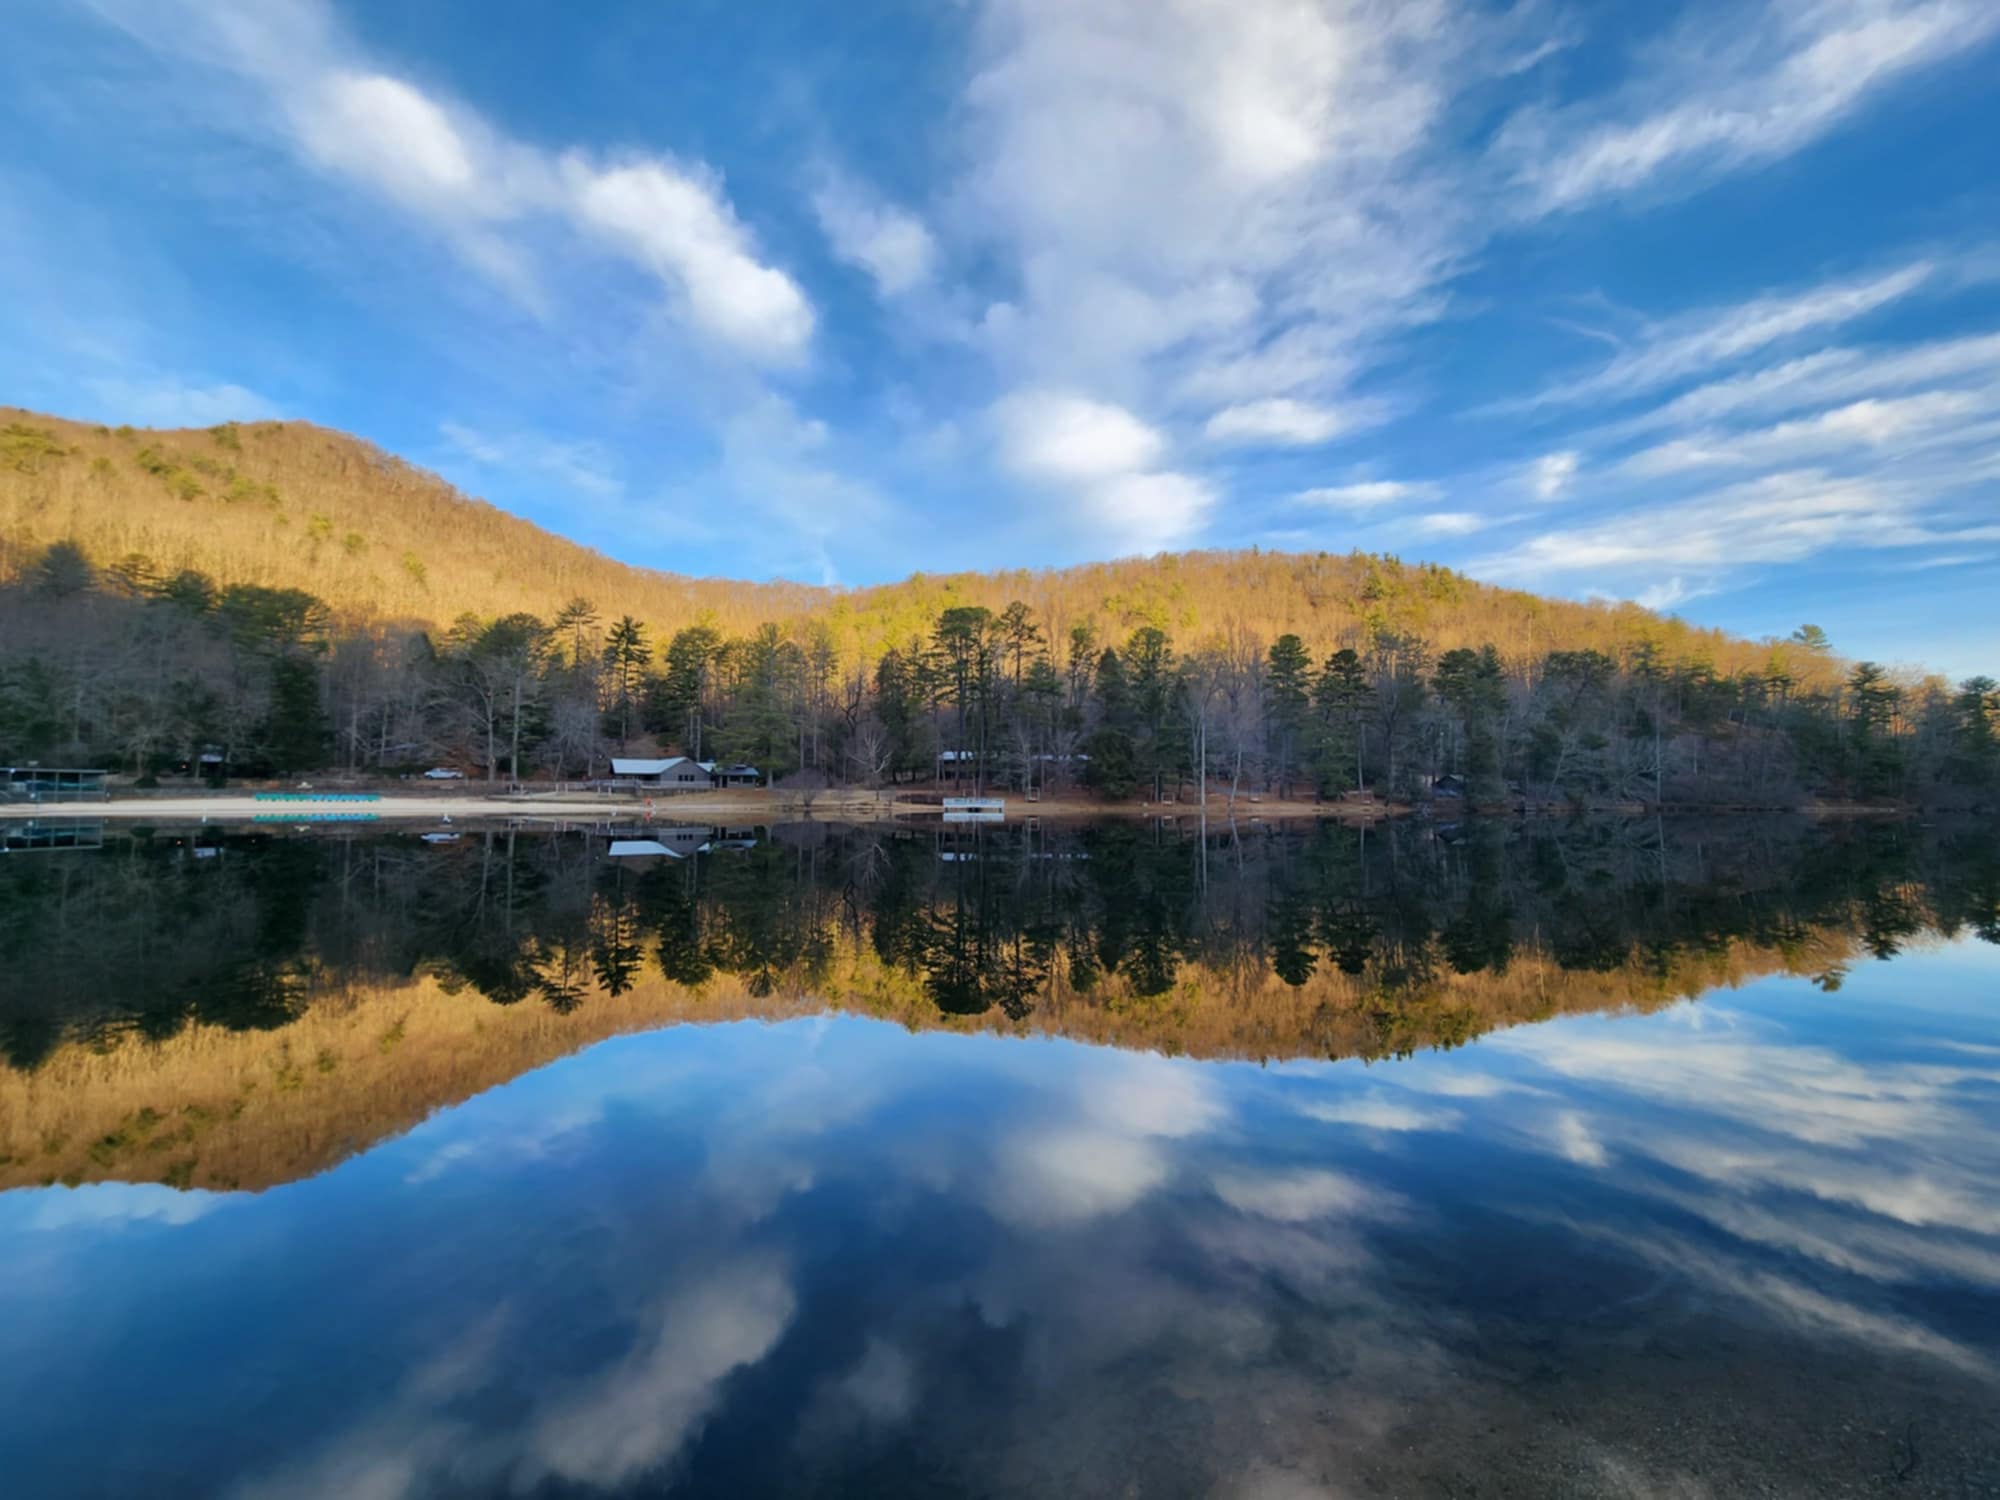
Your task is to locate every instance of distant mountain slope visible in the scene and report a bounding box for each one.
[0,407,824,635]
[0,406,1810,679]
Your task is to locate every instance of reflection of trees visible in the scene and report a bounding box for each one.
[588,879,644,997]
[8,816,2000,1068]
[532,938,591,1015]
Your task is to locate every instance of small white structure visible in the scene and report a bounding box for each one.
[943,795,1005,824]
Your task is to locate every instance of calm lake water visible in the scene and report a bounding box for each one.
[2,817,1997,1497]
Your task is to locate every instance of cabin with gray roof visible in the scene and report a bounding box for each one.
[608,756,712,789]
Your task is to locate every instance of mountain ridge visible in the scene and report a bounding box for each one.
[1,405,1819,681]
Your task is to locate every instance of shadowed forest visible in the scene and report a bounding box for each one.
[4,816,1995,1190]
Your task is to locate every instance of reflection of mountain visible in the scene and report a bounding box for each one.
[2,818,1995,1191]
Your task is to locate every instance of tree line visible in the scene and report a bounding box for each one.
[6,817,1996,1072]
[1,538,1995,805]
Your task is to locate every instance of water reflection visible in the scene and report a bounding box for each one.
[3,953,1998,1495]
[3,817,1999,1193]
[1,818,1998,1495]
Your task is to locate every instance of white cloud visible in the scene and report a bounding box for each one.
[1088,471,1216,553]
[958,0,1483,461]
[87,0,814,364]
[299,72,487,213]
[1499,0,2000,213]
[996,389,1165,481]
[564,158,814,363]
[1293,480,1438,511]
[812,172,937,297]
[1410,510,1488,537]
[1529,450,1579,500]
[995,389,1211,552]
[1204,398,1352,447]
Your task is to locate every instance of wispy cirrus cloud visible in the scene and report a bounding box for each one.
[439,421,622,498]
[1495,0,2000,214]
[1496,261,1937,413]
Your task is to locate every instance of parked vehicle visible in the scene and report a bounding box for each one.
[423,768,467,780]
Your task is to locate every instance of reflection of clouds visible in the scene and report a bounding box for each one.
[1642,1183,2000,1287]
[525,1261,796,1488]
[1397,1071,1524,1099]
[1495,1015,1985,1148]
[1551,1111,1608,1167]
[832,1337,914,1424]
[1484,985,2000,1387]
[793,1335,919,1460]
[1297,1094,1461,1132]
[697,1045,899,1224]
[235,1262,796,1499]
[953,1197,1456,1496]
[1212,1168,1387,1223]
[988,1051,1224,1228]
[1499,1006,2000,1242]
[991,1128,1168,1227]
[61,975,2000,1498]
[1578,1223,1996,1382]
[1082,1052,1224,1137]
[23,1183,225,1231]
[1645,1138,2000,1235]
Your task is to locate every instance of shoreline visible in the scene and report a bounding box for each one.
[0,787,1917,826]
[0,788,1402,824]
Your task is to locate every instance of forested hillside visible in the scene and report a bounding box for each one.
[2,406,1827,667]
[2,408,1995,805]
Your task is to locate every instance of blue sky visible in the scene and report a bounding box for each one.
[3,1,1997,676]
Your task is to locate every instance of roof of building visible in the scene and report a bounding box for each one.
[609,757,692,776]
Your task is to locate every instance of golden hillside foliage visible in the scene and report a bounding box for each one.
[0,407,1836,684]
[0,922,1857,1194]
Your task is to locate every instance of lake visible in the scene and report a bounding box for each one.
[2,816,1997,1497]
